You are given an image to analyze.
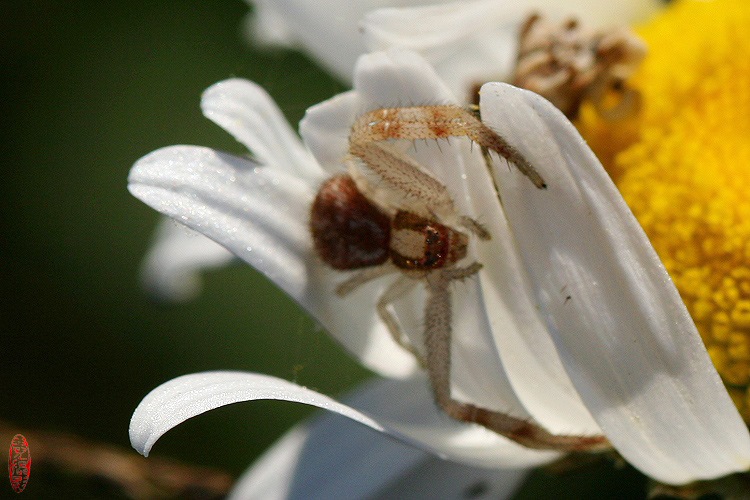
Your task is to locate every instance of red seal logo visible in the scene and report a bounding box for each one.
[8,434,30,493]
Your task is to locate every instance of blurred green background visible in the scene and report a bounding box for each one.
[1,0,647,498]
[2,0,366,489]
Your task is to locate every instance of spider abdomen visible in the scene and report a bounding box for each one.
[310,174,391,270]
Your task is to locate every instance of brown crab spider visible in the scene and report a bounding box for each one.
[310,105,608,451]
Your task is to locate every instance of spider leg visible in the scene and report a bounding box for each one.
[335,263,398,297]
[376,275,425,365]
[457,216,491,240]
[348,141,456,222]
[423,268,609,451]
[352,106,546,189]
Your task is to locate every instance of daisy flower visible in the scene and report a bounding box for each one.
[128,44,750,498]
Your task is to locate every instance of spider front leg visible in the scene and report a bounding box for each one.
[352,105,546,189]
[423,267,610,452]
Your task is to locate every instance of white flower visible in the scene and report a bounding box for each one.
[243,0,660,96]
[128,48,750,494]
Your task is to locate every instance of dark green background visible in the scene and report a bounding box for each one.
[1,1,647,498]
[2,0,364,482]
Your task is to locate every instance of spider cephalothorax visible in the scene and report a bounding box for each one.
[310,104,608,452]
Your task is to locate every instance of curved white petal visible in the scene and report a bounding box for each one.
[458,136,601,435]
[362,0,661,100]
[129,146,312,298]
[129,145,417,377]
[230,413,529,500]
[201,79,320,182]
[480,81,750,484]
[130,371,559,469]
[130,371,382,457]
[140,217,235,302]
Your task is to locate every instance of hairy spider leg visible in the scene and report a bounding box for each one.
[352,106,546,189]
[423,266,610,452]
[348,141,457,223]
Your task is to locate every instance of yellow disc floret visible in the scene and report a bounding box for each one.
[576,0,750,420]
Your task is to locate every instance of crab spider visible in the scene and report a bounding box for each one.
[310,105,607,451]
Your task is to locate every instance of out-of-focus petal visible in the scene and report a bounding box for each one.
[128,145,418,377]
[244,2,296,47]
[242,0,424,82]
[201,79,320,182]
[480,81,750,484]
[140,217,235,302]
[230,408,529,500]
[130,371,559,468]
[363,0,661,99]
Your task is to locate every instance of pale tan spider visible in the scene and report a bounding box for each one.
[310,105,608,451]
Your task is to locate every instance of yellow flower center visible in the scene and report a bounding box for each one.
[575,0,750,420]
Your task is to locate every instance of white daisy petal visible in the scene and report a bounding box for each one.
[201,79,319,181]
[456,136,601,436]
[130,371,559,468]
[480,81,750,484]
[129,371,384,457]
[230,413,529,500]
[299,48,459,174]
[129,145,417,377]
[352,48,457,106]
[140,217,235,302]
[129,145,312,298]
[298,90,358,175]
[241,0,376,82]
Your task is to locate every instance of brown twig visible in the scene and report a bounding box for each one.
[0,421,234,499]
